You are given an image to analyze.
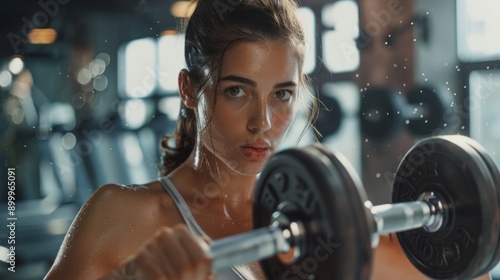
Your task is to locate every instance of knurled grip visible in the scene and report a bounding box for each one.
[371,201,433,235]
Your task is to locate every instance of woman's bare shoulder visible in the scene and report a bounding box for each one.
[99,181,184,224]
[75,182,167,226]
[93,181,164,201]
[44,181,183,279]
[73,180,186,245]
[90,182,163,208]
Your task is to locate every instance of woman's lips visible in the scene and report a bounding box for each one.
[240,146,271,161]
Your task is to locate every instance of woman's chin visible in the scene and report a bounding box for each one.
[227,161,266,176]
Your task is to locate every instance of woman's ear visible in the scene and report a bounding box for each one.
[178,69,196,109]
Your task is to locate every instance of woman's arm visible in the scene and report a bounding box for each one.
[44,184,213,280]
[97,225,213,280]
[44,184,129,279]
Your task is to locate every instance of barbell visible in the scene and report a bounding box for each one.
[204,135,500,279]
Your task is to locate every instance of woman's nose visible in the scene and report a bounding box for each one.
[247,99,272,133]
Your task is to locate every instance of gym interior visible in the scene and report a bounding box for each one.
[1,0,500,279]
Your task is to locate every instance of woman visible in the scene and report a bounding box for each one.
[46,0,308,279]
[45,0,492,279]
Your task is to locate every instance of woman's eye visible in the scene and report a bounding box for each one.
[226,87,245,97]
[275,90,293,101]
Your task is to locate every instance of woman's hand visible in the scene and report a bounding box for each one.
[105,224,213,280]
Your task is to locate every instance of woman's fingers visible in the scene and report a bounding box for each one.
[125,224,213,280]
[157,227,196,279]
[173,225,212,279]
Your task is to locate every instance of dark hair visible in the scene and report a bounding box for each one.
[160,0,317,176]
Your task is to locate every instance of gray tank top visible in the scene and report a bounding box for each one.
[159,177,252,280]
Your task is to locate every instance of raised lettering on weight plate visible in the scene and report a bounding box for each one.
[457,227,475,250]
[262,180,279,210]
[419,238,434,261]
[406,232,421,252]
[414,238,461,268]
[409,160,439,186]
[437,243,461,266]
[295,178,314,215]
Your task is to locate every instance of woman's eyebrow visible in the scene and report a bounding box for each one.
[220,75,257,87]
[274,81,297,89]
[220,75,297,89]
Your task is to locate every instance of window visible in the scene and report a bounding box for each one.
[322,0,360,73]
[299,7,316,75]
[119,37,157,98]
[158,34,186,93]
[457,0,500,62]
[469,70,500,163]
[119,34,188,96]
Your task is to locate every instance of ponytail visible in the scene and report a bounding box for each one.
[160,102,196,176]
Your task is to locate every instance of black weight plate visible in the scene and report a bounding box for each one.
[460,136,500,275]
[407,86,450,135]
[360,87,406,141]
[316,95,343,139]
[253,144,372,279]
[392,136,498,279]
[313,144,374,270]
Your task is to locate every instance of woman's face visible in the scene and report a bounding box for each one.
[196,40,300,175]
